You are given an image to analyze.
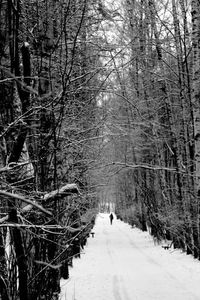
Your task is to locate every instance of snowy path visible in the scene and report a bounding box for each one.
[60,213,200,300]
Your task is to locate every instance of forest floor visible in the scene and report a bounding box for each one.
[59,213,200,300]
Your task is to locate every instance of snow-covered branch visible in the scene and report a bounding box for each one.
[34,260,62,270]
[0,161,32,173]
[43,184,80,201]
[0,190,52,216]
[0,184,80,223]
[0,223,84,232]
[102,162,178,172]
[0,215,9,223]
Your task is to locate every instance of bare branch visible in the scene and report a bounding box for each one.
[34,260,62,270]
[0,223,85,232]
[0,190,52,216]
[104,162,178,172]
[0,184,80,223]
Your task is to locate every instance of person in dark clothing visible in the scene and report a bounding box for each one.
[109,213,114,225]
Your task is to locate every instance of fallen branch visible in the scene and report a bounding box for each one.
[0,190,52,216]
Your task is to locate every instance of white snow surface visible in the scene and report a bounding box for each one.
[60,213,200,300]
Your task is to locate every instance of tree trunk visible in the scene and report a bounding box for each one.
[8,209,28,300]
[191,0,200,259]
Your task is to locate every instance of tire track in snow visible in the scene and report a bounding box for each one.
[120,276,133,300]
[114,221,200,300]
[112,275,132,300]
[60,214,200,300]
[112,275,122,300]
[106,223,140,300]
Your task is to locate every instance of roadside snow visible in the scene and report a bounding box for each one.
[60,213,200,300]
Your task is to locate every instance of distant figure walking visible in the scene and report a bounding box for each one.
[109,213,114,225]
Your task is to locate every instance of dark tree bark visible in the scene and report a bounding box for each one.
[8,209,28,300]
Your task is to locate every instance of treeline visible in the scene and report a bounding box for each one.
[100,0,200,259]
[0,0,106,299]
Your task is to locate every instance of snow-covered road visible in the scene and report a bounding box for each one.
[60,213,200,300]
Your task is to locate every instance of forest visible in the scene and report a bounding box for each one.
[0,0,200,299]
